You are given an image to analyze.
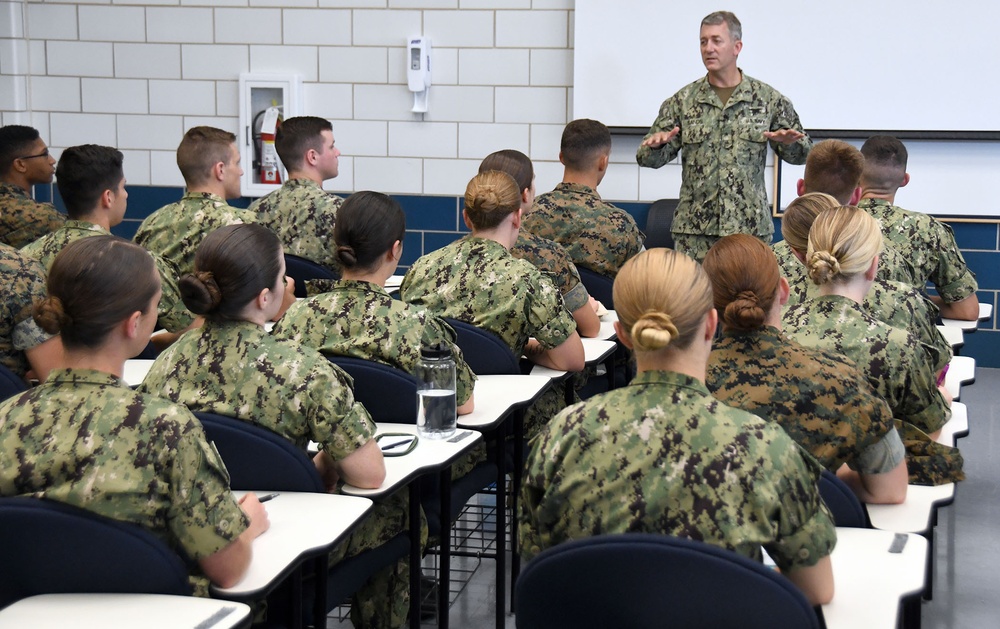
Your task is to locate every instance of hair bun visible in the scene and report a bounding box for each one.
[336,244,358,268]
[807,250,842,285]
[179,271,223,314]
[630,310,679,352]
[32,296,71,335]
[724,291,765,330]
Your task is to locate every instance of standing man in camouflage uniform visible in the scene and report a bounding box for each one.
[858,135,980,320]
[0,243,61,383]
[135,126,256,276]
[0,125,65,248]
[525,119,644,279]
[521,249,836,606]
[637,11,810,261]
[248,116,344,274]
[21,144,195,338]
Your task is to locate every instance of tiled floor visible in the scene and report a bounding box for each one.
[332,367,1000,628]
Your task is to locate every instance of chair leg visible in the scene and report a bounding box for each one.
[313,555,328,629]
[409,484,421,629]
[493,431,507,629]
[510,410,524,612]
[437,469,452,629]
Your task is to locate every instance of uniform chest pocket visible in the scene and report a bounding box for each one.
[681,123,710,145]
[735,121,767,144]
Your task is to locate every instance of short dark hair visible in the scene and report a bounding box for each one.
[55,145,124,219]
[176,126,236,186]
[802,140,865,204]
[34,236,159,349]
[334,191,406,271]
[860,135,908,190]
[180,224,283,322]
[0,125,41,176]
[560,119,611,171]
[275,116,332,171]
[479,149,534,194]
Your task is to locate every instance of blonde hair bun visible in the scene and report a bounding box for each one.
[807,250,842,285]
[631,311,679,352]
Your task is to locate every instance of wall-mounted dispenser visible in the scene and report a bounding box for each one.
[407,36,432,113]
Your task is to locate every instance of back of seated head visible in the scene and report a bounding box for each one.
[0,125,41,177]
[613,248,713,352]
[860,135,908,191]
[560,118,612,171]
[181,223,282,321]
[479,149,533,193]
[703,234,779,331]
[334,190,405,271]
[275,116,332,171]
[176,126,236,187]
[464,170,521,230]
[802,139,864,204]
[806,206,883,286]
[33,235,158,349]
[781,192,839,253]
[56,145,124,219]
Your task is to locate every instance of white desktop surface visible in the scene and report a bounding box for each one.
[341,423,482,498]
[214,492,372,599]
[945,355,976,399]
[940,303,992,330]
[457,374,551,430]
[123,359,154,387]
[936,324,963,349]
[866,483,956,535]
[596,310,619,341]
[0,593,251,629]
[529,338,618,380]
[821,528,928,629]
[937,402,969,447]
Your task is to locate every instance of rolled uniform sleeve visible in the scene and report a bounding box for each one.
[527,273,577,350]
[308,362,377,461]
[851,426,906,475]
[933,223,978,303]
[636,94,683,169]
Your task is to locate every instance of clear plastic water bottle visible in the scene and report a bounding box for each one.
[416,342,457,439]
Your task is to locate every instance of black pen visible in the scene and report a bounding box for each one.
[258,493,279,503]
[381,438,415,451]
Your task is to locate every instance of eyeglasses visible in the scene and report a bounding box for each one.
[17,149,50,161]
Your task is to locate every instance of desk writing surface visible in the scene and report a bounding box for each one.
[936,324,963,350]
[866,483,956,535]
[0,593,251,629]
[213,492,372,599]
[945,355,976,399]
[937,402,968,447]
[123,359,154,387]
[529,339,618,381]
[341,423,482,498]
[457,374,551,430]
[821,528,928,629]
[939,305,988,331]
[596,310,618,341]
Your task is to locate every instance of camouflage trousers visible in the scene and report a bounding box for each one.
[330,489,429,629]
[673,232,771,263]
[897,419,965,485]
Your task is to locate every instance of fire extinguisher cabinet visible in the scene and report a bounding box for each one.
[238,73,302,197]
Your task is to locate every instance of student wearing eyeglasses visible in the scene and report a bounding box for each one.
[0,125,65,248]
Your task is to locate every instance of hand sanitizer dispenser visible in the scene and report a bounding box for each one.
[407,36,432,113]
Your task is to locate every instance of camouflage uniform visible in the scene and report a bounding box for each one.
[776,240,951,373]
[0,182,65,249]
[524,183,644,278]
[520,369,837,572]
[784,295,962,485]
[21,221,193,333]
[636,73,811,250]
[0,244,52,379]
[857,198,978,303]
[139,319,415,628]
[706,326,904,474]
[272,279,475,407]
[134,191,257,277]
[248,178,343,274]
[510,230,591,313]
[0,368,249,597]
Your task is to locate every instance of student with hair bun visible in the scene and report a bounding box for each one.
[520,248,836,606]
[273,190,476,415]
[704,234,907,504]
[141,223,414,629]
[0,235,269,594]
[401,171,584,436]
[783,207,962,485]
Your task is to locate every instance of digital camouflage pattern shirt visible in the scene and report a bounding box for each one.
[520,369,837,571]
[248,178,343,274]
[0,243,51,378]
[637,73,810,239]
[0,183,65,249]
[510,230,591,313]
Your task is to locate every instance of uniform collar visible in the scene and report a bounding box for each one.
[181,190,227,204]
[628,369,710,396]
[553,182,601,199]
[62,220,110,235]
[45,367,127,389]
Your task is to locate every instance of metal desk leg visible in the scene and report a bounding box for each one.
[438,470,452,629]
[313,555,328,629]
[494,430,507,629]
[510,409,524,611]
[409,484,421,629]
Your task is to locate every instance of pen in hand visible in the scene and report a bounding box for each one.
[257,493,279,503]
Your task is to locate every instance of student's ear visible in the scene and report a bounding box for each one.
[613,321,633,350]
[462,208,474,231]
[733,40,743,56]
[521,187,531,205]
[100,188,115,209]
[256,286,271,311]
[558,151,566,166]
[597,152,609,173]
[865,254,879,281]
[704,307,718,341]
[778,276,791,306]
[212,161,226,182]
[796,178,806,196]
[791,248,806,265]
[305,148,319,167]
[124,311,143,340]
[389,239,402,262]
[900,172,910,188]
[511,207,523,229]
[849,186,863,206]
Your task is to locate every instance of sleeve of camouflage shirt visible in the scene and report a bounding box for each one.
[636,94,684,169]
[149,251,195,332]
[894,340,952,435]
[10,253,53,353]
[526,272,578,350]
[930,220,978,303]
[428,317,477,406]
[304,360,377,461]
[767,91,812,165]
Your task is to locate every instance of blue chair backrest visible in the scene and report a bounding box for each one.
[577,267,615,311]
[444,318,521,376]
[0,363,28,402]
[515,533,821,629]
[284,254,339,298]
[644,198,677,250]
[194,412,325,492]
[818,469,869,528]
[327,356,419,424]
[0,497,192,609]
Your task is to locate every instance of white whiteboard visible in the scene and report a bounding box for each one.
[574,0,1000,133]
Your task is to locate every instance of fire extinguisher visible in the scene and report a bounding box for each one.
[259,105,282,185]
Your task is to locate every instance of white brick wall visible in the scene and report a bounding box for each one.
[3,1,689,203]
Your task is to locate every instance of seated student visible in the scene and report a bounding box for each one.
[248,116,344,275]
[703,234,907,504]
[523,119,644,276]
[0,236,269,594]
[520,249,835,606]
[0,125,64,248]
[272,191,475,415]
[859,135,980,320]
[0,243,61,383]
[21,144,195,338]
[401,171,584,437]
[783,207,963,485]
[139,224,413,629]
[479,149,601,338]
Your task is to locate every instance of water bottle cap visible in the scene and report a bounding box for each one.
[420,342,452,359]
